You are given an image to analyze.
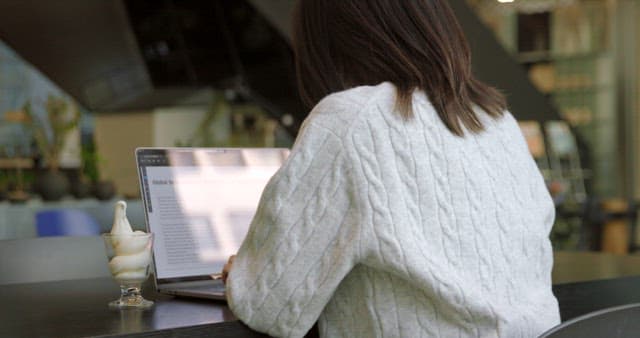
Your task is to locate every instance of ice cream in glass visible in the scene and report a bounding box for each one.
[102,201,154,308]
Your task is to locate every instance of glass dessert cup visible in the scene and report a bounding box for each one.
[102,233,154,309]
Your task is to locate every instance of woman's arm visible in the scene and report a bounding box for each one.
[226,121,361,338]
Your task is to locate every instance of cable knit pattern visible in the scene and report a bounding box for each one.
[227,82,560,338]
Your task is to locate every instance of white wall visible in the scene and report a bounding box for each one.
[152,107,207,147]
[95,104,229,197]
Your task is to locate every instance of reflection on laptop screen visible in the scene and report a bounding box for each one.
[137,148,289,281]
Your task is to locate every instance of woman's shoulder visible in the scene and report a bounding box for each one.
[304,82,396,137]
[316,82,396,112]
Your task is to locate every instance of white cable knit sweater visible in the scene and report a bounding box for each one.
[227,82,561,338]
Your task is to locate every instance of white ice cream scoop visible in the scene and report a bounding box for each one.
[111,201,133,235]
[115,269,148,281]
[114,231,149,255]
[108,250,152,275]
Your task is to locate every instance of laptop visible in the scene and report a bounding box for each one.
[135,147,289,300]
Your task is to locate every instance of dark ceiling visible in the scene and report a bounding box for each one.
[124,0,296,92]
[123,0,303,130]
[0,0,303,129]
[0,0,559,135]
[0,0,151,111]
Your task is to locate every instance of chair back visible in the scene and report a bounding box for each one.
[36,209,101,237]
[539,303,640,337]
[0,236,110,285]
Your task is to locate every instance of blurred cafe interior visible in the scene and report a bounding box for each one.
[2,0,640,337]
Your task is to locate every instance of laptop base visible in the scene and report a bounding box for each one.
[159,280,227,301]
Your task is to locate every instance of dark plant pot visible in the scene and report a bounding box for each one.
[70,178,91,199]
[8,190,29,204]
[0,187,7,202]
[93,180,116,201]
[37,170,70,202]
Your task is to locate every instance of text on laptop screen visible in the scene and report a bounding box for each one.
[138,149,288,280]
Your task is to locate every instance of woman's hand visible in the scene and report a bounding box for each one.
[222,255,236,284]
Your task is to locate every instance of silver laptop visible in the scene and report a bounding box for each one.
[136,147,289,300]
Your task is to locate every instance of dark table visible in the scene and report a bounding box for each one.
[0,277,268,338]
[2,251,640,338]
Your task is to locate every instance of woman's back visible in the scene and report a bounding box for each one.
[227,83,560,338]
[318,83,560,337]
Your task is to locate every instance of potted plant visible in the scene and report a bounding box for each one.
[81,137,116,201]
[70,161,91,199]
[0,170,8,202]
[23,96,80,201]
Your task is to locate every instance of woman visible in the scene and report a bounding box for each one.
[223,0,560,337]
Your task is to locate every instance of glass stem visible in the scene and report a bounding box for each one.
[119,282,143,303]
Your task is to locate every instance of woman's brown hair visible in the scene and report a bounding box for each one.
[292,0,506,136]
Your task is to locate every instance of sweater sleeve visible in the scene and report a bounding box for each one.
[226,120,361,338]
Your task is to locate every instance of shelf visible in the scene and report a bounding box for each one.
[0,158,33,169]
[516,50,611,64]
[552,85,613,95]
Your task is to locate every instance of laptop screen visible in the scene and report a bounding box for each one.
[136,148,289,284]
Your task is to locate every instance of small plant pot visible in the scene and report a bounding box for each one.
[94,180,116,201]
[0,187,7,202]
[71,178,92,199]
[7,190,29,204]
[37,170,70,202]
